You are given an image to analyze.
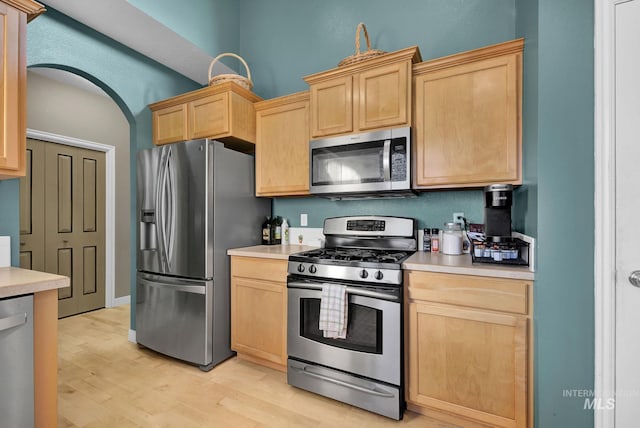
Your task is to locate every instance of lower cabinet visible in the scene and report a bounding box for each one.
[230,256,288,371]
[405,271,532,428]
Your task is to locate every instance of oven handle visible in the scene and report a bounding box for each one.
[287,280,399,302]
[291,366,395,398]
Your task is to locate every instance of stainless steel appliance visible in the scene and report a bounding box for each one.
[287,216,416,419]
[309,127,412,198]
[0,294,34,427]
[136,139,270,371]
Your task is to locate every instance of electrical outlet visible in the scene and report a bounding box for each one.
[300,213,308,227]
[453,212,465,225]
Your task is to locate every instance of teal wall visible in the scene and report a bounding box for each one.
[514,0,538,237]
[24,6,200,327]
[533,0,595,426]
[0,181,20,263]
[515,0,595,426]
[275,192,484,231]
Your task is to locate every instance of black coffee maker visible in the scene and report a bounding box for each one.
[484,184,513,242]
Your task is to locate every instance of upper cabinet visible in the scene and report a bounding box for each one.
[304,47,421,139]
[0,0,45,180]
[149,82,262,152]
[255,91,310,197]
[413,39,524,189]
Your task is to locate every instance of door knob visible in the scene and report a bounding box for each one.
[628,271,640,288]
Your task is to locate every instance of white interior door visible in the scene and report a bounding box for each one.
[615,0,640,424]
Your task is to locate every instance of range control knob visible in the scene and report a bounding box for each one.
[374,271,384,280]
[297,264,305,273]
[359,269,369,279]
[309,265,317,274]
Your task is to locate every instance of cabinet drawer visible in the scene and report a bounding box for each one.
[231,256,288,283]
[406,271,529,315]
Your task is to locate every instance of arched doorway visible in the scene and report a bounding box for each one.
[21,66,133,317]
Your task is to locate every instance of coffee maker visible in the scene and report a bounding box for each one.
[484,184,513,242]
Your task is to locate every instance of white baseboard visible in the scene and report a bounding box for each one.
[128,329,136,343]
[113,295,131,307]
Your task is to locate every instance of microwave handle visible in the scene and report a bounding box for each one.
[382,139,391,181]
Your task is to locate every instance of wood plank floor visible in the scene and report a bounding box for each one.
[58,305,460,427]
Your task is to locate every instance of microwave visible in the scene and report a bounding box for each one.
[309,127,412,198]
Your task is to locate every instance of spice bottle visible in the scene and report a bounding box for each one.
[423,228,431,252]
[431,228,440,253]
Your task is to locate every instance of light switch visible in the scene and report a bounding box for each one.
[300,213,308,227]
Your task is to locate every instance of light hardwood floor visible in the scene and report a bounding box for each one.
[58,305,459,427]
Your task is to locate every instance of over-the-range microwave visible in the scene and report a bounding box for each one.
[309,127,412,199]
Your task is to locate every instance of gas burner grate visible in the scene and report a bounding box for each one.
[295,248,411,264]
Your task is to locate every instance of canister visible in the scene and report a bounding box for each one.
[441,222,463,255]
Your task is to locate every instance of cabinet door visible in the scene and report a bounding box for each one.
[256,99,309,196]
[408,302,527,428]
[310,76,353,138]
[358,62,410,131]
[0,4,25,178]
[189,92,230,139]
[231,277,287,367]
[414,54,521,188]
[152,104,188,145]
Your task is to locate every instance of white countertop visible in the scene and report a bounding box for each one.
[228,245,534,281]
[403,251,535,281]
[0,267,70,299]
[227,245,318,260]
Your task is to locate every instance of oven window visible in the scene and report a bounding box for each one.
[299,298,382,354]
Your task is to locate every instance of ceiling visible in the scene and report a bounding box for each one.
[39,0,234,86]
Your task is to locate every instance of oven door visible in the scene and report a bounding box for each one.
[287,281,401,386]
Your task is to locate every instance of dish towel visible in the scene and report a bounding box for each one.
[319,283,348,339]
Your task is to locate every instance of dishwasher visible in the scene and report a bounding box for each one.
[0,294,34,427]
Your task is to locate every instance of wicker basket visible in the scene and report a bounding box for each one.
[207,52,253,90]
[338,23,387,67]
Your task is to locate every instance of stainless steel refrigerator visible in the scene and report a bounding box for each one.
[136,139,270,371]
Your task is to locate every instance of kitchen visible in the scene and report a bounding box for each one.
[0,0,600,427]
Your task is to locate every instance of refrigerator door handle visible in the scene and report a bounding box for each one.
[155,148,166,271]
[166,147,176,271]
[159,146,172,271]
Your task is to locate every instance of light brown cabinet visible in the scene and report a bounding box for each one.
[304,47,421,138]
[413,39,524,189]
[230,256,288,371]
[0,0,44,179]
[255,91,310,196]
[149,82,262,151]
[405,270,532,428]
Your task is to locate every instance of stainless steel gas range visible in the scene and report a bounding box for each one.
[286,216,416,420]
